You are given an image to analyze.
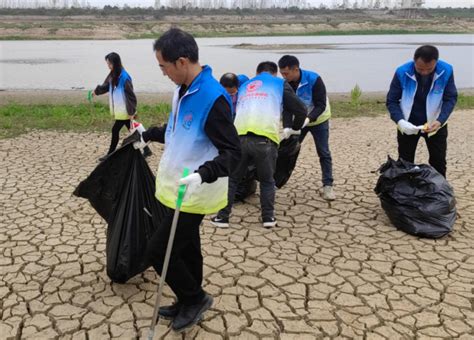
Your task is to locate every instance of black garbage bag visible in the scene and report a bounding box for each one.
[235,165,257,202]
[374,156,456,239]
[74,139,165,283]
[275,135,301,188]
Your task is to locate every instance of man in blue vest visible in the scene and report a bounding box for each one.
[211,61,307,229]
[219,73,249,121]
[135,28,241,333]
[278,55,336,201]
[386,45,458,177]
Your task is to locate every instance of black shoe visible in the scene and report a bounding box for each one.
[143,147,153,158]
[98,155,108,162]
[172,293,213,333]
[262,217,277,228]
[157,302,181,321]
[210,216,229,228]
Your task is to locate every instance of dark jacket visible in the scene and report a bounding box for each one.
[94,73,137,117]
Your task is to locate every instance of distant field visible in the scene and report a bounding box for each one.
[0,8,472,40]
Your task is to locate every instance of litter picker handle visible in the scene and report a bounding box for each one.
[147,167,189,340]
[176,168,189,209]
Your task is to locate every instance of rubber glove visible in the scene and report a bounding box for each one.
[302,117,310,129]
[397,119,420,135]
[178,173,202,202]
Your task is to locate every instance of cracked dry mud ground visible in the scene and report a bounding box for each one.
[1,110,473,340]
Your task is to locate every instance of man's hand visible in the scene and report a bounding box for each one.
[178,173,202,202]
[302,117,310,129]
[424,120,442,133]
[397,119,420,135]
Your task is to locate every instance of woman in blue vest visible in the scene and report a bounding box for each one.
[386,45,458,177]
[92,52,151,161]
[133,28,241,333]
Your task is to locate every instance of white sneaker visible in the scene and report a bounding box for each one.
[262,217,277,228]
[322,186,336,201]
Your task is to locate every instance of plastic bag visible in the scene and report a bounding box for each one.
[374,156,456,239]
[275,135,301,188]
[74,140,164,282]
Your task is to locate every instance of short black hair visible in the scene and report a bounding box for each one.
[153,28,199,63]
[220,73,239,88]
[278,55,300,69]
[256,61,278,75]
[414,45,439,63]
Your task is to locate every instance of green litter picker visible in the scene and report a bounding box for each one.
[147,168,189,340]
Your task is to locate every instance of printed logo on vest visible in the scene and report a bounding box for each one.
[433,83,444,94]
[247,80,263,92]
[183,113,193,130]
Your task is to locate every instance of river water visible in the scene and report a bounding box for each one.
[0,34,473,93]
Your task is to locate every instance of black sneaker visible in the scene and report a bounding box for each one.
[262,217,277,228]
[172,293,213,333]
[210,216,229,228]
[157,302,181,321]
[98,155,108,162]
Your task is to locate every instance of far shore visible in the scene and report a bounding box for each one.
[1,88,473,106]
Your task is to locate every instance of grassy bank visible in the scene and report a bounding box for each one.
[0,103,170,138]
[1,94,473,139]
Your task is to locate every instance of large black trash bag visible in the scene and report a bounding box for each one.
[374,156,456,239]
[275,135,301,188]
[74,140,165,283]
[235,165,257,202]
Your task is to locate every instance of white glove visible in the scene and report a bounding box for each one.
[133,135,148,150]
[178,173,202,202]
[397,119,421,135]
[281,128,292,140]
[302,117,310,129]
[281,128,300,140]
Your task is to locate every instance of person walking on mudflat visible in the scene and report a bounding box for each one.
[92,52,152,161]
[278,55,336,201]
[133,28,241,333]
[386,45,457,177]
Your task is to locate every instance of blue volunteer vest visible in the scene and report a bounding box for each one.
[396,60,453,134]
[155,66,232,214]
[109,69,132,120]
[296,69,331,127]
[234,72,284,144]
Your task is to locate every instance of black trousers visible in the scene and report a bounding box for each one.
[397,124,448,177]
[146,200,205,306]
[218,134,278,220]
[108,120,131,154]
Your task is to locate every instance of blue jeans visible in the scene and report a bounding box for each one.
[299,120,333,186]
[218,134,278,220]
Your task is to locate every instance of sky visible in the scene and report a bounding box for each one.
[88,0,473,7]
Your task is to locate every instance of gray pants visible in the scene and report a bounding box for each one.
[218,134,278,220]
